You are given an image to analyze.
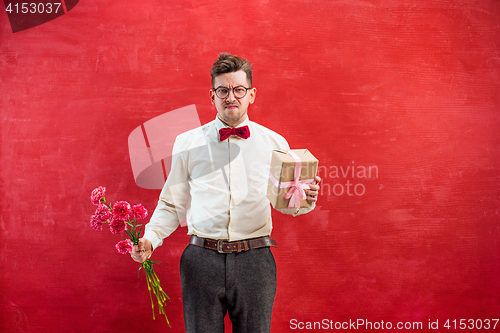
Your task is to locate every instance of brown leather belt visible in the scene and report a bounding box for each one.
[189,235,277,253]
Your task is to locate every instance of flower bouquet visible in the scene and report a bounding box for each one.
[89,186,170,325]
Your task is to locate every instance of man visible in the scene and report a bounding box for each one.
[131,53,321,333]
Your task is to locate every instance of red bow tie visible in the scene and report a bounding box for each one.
[219,125,250,141]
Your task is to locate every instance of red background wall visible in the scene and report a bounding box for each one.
[1,0,499,332]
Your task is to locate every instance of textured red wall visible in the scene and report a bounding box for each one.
[1,0,499,332]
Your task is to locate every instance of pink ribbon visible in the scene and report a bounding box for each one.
[269,150,315,208]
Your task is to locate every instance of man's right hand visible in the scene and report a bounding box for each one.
[131,238,153,263]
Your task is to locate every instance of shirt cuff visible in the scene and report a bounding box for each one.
[143,229,163,251]
[276,201,316,217]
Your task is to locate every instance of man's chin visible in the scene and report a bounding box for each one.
[219,113,247,127]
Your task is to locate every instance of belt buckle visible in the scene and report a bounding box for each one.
[217,240,225,253]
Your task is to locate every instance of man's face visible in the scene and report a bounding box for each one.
[210,70,256,127]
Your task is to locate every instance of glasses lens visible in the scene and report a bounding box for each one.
[233,86,248,98]
[216,87,229,99]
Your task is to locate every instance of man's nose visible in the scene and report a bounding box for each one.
[226,89,237,101]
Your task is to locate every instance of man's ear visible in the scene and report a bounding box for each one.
[209,89,215,105]
[249,88,257,104]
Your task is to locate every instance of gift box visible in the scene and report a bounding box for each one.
[267,149,319,209]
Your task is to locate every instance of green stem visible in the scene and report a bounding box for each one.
[139,260,171,326]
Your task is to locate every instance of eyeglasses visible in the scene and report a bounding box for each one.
[213,86,252,99]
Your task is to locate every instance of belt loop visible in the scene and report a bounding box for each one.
[248,239,253,250]
[243,240,249,251]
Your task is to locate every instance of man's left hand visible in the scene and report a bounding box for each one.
[306,176,321,202]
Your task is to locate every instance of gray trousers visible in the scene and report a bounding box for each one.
[180,244,277,333]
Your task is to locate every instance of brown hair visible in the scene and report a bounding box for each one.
[210,52,253,87]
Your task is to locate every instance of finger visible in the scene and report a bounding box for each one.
[315,176,322,184]
[306,187,319,199]
[307,194,317,202]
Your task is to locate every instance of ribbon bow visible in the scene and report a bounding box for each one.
[269,150,315,208]
[219,125,250,141]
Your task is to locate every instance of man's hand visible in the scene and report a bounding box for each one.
[306,176,321,202]
[131,238,153,263]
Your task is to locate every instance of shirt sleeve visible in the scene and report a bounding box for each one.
[143,136,191,250]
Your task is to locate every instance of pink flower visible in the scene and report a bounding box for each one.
[94,204,111,223]
[130,204,148,220]
[90,215,104,231]
[91,186,106,205]
[115,239,134,254]
[110,217,127,234]
[112,201,131,220]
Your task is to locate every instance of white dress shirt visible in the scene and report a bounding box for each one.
[143,115,315,250]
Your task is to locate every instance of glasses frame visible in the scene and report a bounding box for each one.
[212,85,252,99]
